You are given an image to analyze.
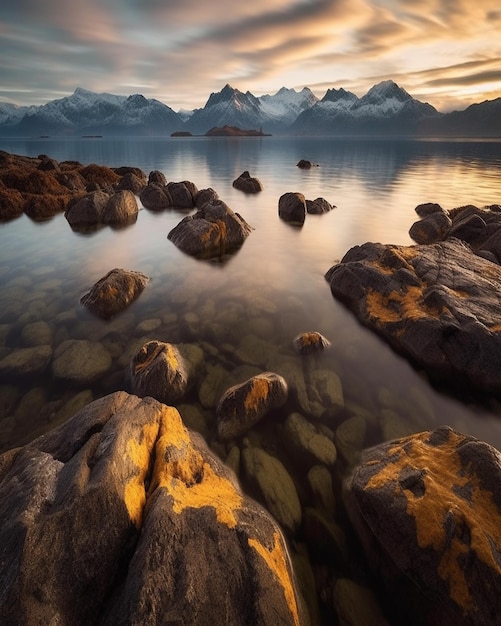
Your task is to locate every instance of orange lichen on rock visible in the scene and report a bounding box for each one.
[365,285,445,325]
[248,531,301,626]
[149,405,243,528]
[243,377,271,415]
[364,430,501,613]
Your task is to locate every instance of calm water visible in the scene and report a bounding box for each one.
[2,136,501,453]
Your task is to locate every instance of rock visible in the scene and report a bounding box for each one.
[139,182,172,210]
[52,339,112,386]
[344,426,501,626]
[64,190,110,228]
[196,187,219,208]
[116,171,147,194]
[232,171,263,193]
[168,198,253,259]
[242,445,302,534]
[0,185,25,221]
[283,412,337,467]
[297,160,315,169]
[167,181,197,208]
[279,192,306,226]
[102,190,138,226]
[307,465,335,516]
[415,202,444,217]
[325,238,501,394]
[293,331,331,355]
[148,169,167,185]
[306,197,334,214]
[335,415,367,467]
[37,155,60,172]
[0,345,52,379]
[333,578,390,626]
[409,211,452,244]
[216,372,288,440]
[0,391,308,626]
[299,368,344,420]
[130,340,201,405]
[21,321,52,347]
[78,163,120,187]
[80,268,149,319]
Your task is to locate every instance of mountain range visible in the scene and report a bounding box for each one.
[1,81,500,137]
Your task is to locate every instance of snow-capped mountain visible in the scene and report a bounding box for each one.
[0,81,499,137]
[0,87,182,136]
[292,80,440,135]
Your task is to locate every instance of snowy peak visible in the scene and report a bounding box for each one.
[322,88,358,104]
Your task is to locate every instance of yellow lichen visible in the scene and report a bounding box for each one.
[124,420,160,528]
[366,285,444,325]
[150,405,243,528]
[243,377,270,414]
[248,532,300,626]
[364,431,501,612]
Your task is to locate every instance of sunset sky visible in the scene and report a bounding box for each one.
[1,0,500,113]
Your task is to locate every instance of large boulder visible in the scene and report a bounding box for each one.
[279,192,306,226]
[325,238,501,394]
[168,198,253,258]
[344,426,501,625]
[102,190,138,226]
[139,182,172,210]
[80,268,150,319]
[64,190,110,228]
[0,391,308,626]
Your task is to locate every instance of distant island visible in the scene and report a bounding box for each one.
[205,125,271,137]
[170,125,271,137]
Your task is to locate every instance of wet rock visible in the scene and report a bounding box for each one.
[0,391,308,626]
[307,465,335,516]
[306,197,334,214]
[297,159,315,169]
[0,345,52,379]
[326,238,501,394]
[279,192,306,226]
[102,190,138,226]
[216,372,288,440]
[78,163,120,187]
[415,202,444,217]
[409,210,452,244]
[80,268,149,319]
[344,426,501,626]
[64,190,110,228]
[168,198,253,258]
[130,340,203,405]
[293,331,331,355]
[232,171,263,193]
[139,182,172,210]
[300,368,344,420]
[196,186,219,208]
[167,181,197,208]
[52,339,112,386]
[116,171,147,194]
[283,412,337,467]
[148,170,167,185]
[242,444,302,534]
[0,185,25,221]
[198,363,230,409]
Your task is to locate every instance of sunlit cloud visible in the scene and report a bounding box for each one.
[0,0,500,112]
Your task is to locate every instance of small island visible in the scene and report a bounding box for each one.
[205,125,271,137]
[170,131,193,137]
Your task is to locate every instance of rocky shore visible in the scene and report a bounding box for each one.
[1,149,501,625]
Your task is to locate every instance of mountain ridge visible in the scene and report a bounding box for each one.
[0,81,500,137]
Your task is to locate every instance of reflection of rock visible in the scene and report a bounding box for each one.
[80,268,149,319]
[0,391,308,626]
[168,198,252,258]
[344,426,501,625]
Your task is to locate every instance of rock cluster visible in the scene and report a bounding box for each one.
[279,192,334,226]
[0,391,308,626]
[344,426,501,625]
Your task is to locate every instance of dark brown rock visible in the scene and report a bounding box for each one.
[293,331,331,355]
[167,181,196,208]
[232,171,263,193]
[0,391,308,626]
[80,268,149,319]
[102,190,138,226]
[306,197,334,214]
[409,211,452,244]
[344,426,501,625]
[326,238,501,394]
[78,164,120,187]
[216,372,288,440]
[168,198,253,258]
[0,184,25,221]
[64,190,110,228]
[116,171,147,194]
[279,192,306,226]
[148,169,167,185]
[139,182,172,210]
[297,160,315,169]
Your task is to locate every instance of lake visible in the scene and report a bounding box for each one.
[2,136,501,452]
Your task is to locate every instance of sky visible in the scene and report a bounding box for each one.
[1,0,501,113]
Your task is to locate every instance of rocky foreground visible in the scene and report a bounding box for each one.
[2,151,501,624]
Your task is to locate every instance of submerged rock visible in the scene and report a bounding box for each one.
[306,197,334,214]
[232,170,263,193]
[0,345,52,379]
[325,238,501,394]
[279,192,306,226]
[51,339,112,386]
[293,331,331,355]
[80,268,149,319]
[344,426,501,625]
[0,392,308,626]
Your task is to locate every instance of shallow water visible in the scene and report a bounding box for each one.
[2,135,501,454]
